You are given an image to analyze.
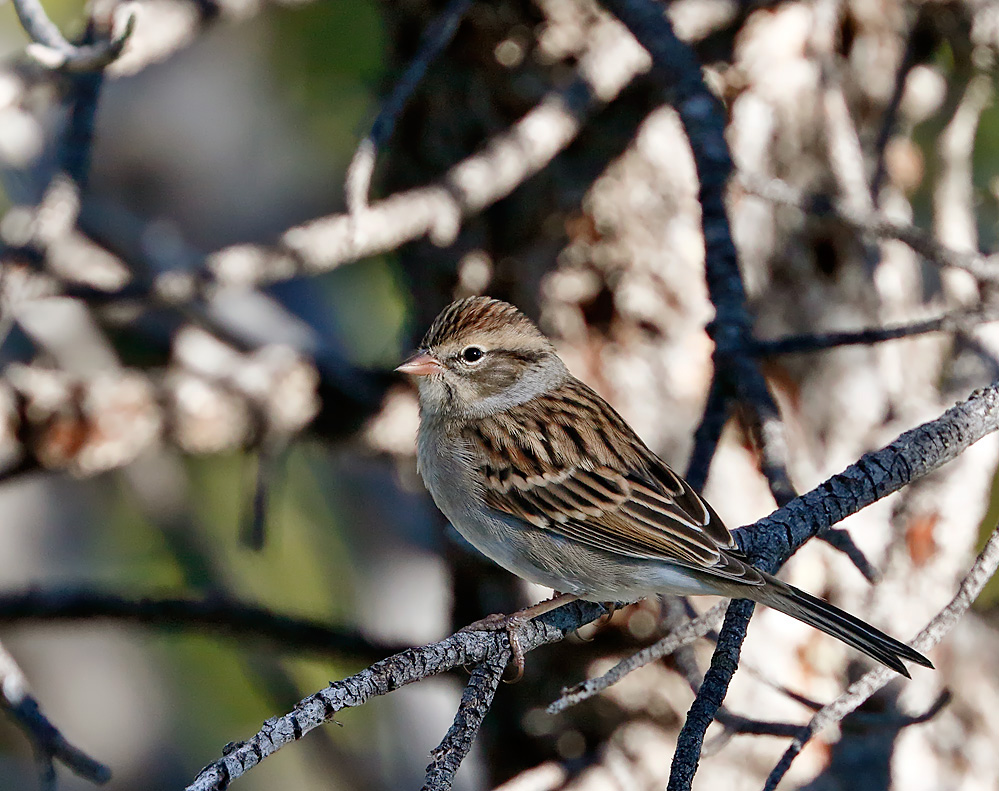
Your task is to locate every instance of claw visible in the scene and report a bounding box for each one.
[460,592,580,682]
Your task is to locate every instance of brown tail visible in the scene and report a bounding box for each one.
[753,575,933,678]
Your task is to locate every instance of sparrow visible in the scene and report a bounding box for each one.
[397,296,931,678]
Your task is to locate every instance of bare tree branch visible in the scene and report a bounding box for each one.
[421,655,508,791]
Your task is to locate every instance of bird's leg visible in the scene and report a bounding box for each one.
[461,593,580,681]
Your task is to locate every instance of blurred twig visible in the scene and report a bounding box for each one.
[743,175,999,283]
[12,0,135,72]
[0,639,111,788]
[184,379,999,790]
[0,589,406,660]
[346,0,472,214]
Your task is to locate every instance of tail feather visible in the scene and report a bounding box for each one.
[753,576,933,678]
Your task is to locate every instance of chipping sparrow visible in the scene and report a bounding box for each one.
[398,297,931,677]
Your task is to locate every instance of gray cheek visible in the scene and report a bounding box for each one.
[469,362,520,398]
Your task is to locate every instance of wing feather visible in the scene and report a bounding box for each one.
[467,379,765,588]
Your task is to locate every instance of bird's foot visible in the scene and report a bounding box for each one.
[461,593,580,682]
[460,612,529,682]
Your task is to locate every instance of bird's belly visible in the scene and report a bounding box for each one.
[420,454,711,600]
[459,511,717,602]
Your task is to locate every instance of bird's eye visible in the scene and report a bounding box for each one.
[461,346,485,363]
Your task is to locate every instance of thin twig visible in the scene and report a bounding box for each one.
[548,602,726,714]
[763,526,999,790]
[870,7,929,202]
[668,598,754,791]
[754,309,999,356]
[422,655,508,791]
[743,175,999,283]
[818,528,881,584]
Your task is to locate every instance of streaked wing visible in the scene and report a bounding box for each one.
[463,379,765,587]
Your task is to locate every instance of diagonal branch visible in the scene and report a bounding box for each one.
[345,0,472,213]
[421,655,508,791]
[548,601,726,714]
[735,381,999,566]
[205,15,651,291]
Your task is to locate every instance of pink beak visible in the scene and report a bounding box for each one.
[396,351,443,377]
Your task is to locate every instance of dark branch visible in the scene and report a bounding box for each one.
[754,310,999,356]
[0,640,111,787]
[596,2,796,785]
[735,382,999,566]
[346,0,472,213]
[421,655,507,791]
[0,589,405,660]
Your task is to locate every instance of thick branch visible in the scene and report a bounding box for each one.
[548,601,726,714]
[754,310,999,356]
[735,381,999,566]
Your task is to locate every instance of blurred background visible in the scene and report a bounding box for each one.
[0,0,998,789]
